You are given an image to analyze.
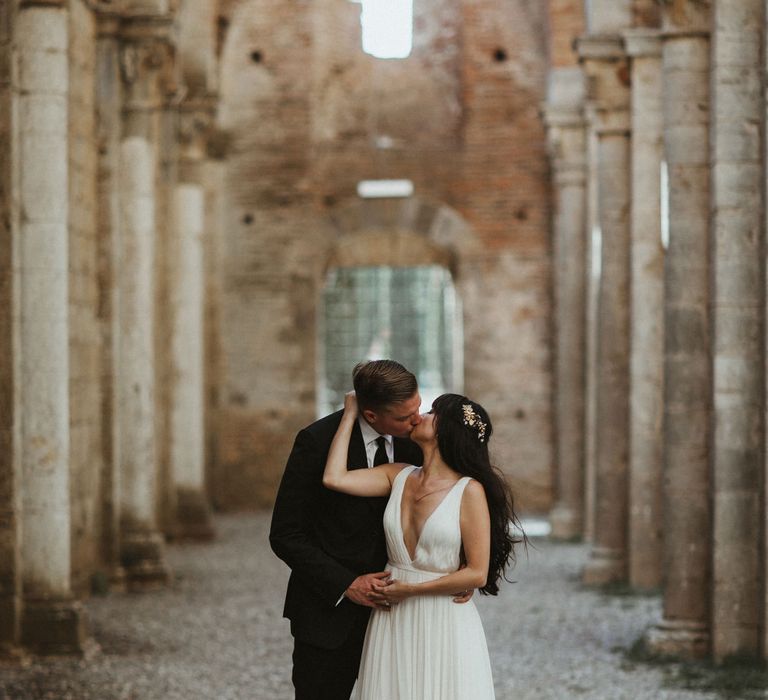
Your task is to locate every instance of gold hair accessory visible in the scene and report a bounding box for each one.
[462,404,487,443]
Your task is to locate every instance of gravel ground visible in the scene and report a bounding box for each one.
[0,513,723,699]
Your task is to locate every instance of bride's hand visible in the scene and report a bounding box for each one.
[343,390,358,416]
[376,578,414,605]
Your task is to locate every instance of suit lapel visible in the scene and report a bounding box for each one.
[347,420,368,471]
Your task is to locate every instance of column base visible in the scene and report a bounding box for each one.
[109,565,128,593]
[121,531,171,591]
[0,643,30,667]
[549,503,583,540]
[173,488,215,541]
[20,599,99,658]
[582,546,626,585]
[645,619,709,659]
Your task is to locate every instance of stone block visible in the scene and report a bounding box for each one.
[663,37,709,73]
[19,134,68,220]
[18,94,67,136]
[18,47,67,95]
[663,125,708,165]
[16,8,67,52]
[120,531,171,591]
[645,620,709,660]
[20,598,96,657]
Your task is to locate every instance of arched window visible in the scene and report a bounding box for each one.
[320,265,462,415]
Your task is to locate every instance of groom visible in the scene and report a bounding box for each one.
[270,360,424,699]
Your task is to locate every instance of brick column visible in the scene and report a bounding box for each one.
[624,29,664,591]
[710,0,764,661]
[543,69,588,540]
[646,1,711,659]
[16,0,91,655]
[169,101,215,540]
[578,36,632,586]
[116,16,173,589]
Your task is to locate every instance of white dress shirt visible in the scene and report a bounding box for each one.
[358,414,394,466]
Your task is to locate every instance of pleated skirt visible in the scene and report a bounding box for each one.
[351,563,495,700]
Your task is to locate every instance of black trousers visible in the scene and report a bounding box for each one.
[292,619,369,700]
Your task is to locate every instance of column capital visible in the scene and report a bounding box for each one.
[576,35,625,62]
[623,29,662,58]
[119,17,179,111]
[178,95,216,163]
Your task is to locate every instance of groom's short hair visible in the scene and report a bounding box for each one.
[353,360,418,412]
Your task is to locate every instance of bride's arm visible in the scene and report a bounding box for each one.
[379,480,491,601]
[322,392,404,497]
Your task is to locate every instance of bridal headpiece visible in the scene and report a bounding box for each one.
[462,404,487,443]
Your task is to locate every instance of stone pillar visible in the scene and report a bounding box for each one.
[583,120,600,543]
[0,0,22,660]
[16,0,91,655]
[646,0,711,659]
[169,102,215,540]
[710,0,764,661]
[577,35,632,585]
[543,69,588,540]
[624,29,664,591]
[116,15,173,589]
[94,8,127,592]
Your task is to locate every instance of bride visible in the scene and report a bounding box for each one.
[323,391,523,699]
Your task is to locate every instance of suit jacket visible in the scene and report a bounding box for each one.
[269,410,423,650]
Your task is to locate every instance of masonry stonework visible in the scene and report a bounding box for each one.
[215,0,554,512]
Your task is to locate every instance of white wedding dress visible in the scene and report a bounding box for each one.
[352,465,496,700]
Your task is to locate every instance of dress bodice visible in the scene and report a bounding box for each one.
[383,465,471,574]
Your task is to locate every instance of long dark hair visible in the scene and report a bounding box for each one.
[431,393,524,595]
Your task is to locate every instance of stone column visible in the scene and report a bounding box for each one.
[543,69,588,540]
[577,35,632,585]
[16,0,91,655]
[169,101,215,540]
[583,121,600,543]
[94,8,127,592]
[624,29,664,591]
[115,15,173,589]
[646,0,711,659]
[710,0,764,661]
[0,0,21,659]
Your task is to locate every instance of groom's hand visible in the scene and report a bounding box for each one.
[452,589,474,604]
[345,571,392,609]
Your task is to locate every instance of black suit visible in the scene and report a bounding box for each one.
[270,410,423,699]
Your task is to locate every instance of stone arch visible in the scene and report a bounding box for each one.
[324,195,479,275]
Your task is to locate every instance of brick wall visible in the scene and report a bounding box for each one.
[548,0,585,68]
[215,0,553,512]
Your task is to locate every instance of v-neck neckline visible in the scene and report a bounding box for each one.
[399,467,464,563]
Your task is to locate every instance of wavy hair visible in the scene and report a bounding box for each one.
[431,393,525,595]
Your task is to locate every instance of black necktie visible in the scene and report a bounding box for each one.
[373,436,389,466]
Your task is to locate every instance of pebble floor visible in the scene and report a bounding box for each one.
[0,513,720,700]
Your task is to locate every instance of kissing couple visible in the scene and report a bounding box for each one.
[270,360,524,699]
